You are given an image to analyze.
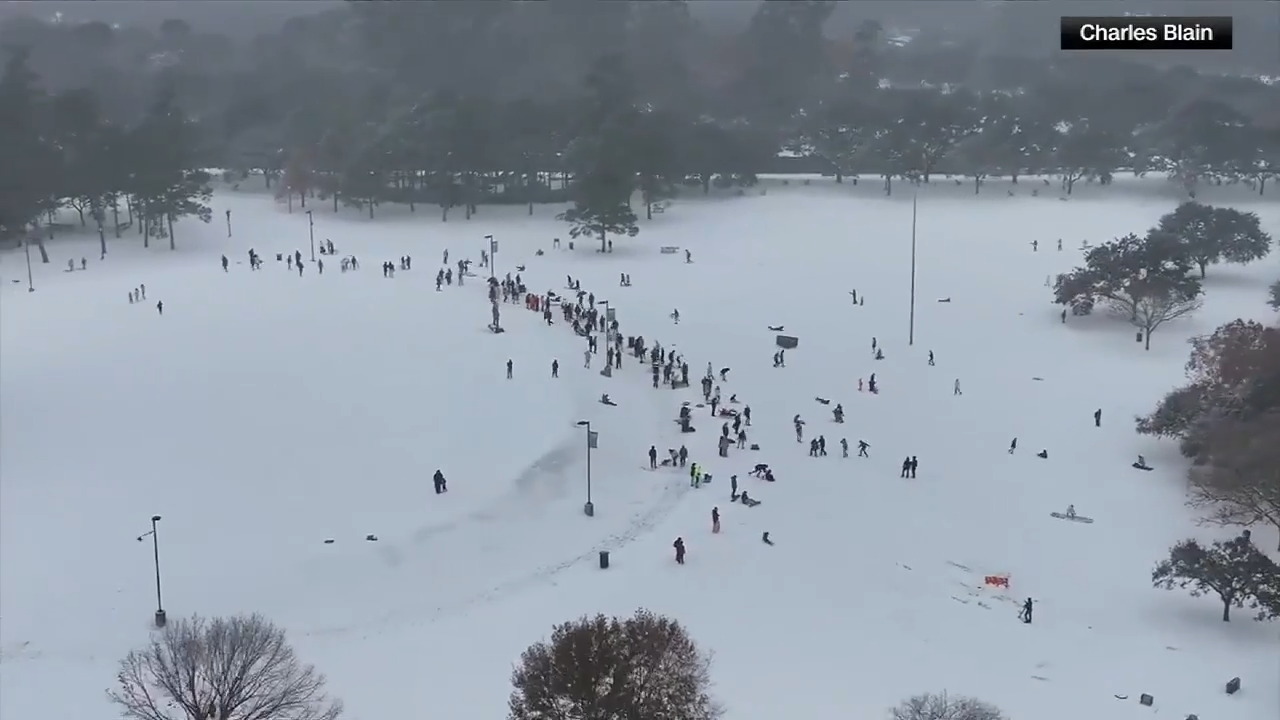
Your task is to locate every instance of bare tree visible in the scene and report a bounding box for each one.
[1129,280,1203,351]
[1188,413,1280,550]
[509,608,723,720]
[108,614,343,720]
[890,692,1005,720]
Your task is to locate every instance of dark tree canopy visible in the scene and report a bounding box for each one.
[0,2,1276,249]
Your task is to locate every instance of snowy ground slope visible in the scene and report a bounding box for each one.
[1,176,1277,720]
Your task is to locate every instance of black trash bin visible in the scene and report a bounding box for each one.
[599,551,610,570]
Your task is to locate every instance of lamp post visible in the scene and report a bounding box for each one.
[306,210,315,262]
[23,238,34,292]
[575,420,596,517]
[137,515,166,627]
[485,234,496,281]
[908,188,918,346]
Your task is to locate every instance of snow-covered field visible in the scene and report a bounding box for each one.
[2,175,1277,720]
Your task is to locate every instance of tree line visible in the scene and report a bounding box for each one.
[109,609,1012,720]
[2,2,1278,252]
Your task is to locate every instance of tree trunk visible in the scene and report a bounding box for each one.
[440,205,449,222]
[97,218,107,258]
[974,176,981,194]
[701,175,710,194]
[883,175,892,196]
[1197,260,1208,277]
[646,202,652,220]
[600,229,607,252]
[1259,177,1266,196]
[76,205,85,226]
[1221,597,1231,622]
[112,201,121,238]
[368,202,374,220]
[333,193,339,213]
[168,214,176,250]
[300,191,307,209]
[1145,330,1152,351]
[835,168,843,183]
[528,201,534,216]
[126,197,134,225]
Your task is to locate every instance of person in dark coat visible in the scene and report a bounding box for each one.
[1019,597,1033,624]
[648,445,658,469]
[673,537,686,564]
[433,470,447,494]
[711,507,720,533]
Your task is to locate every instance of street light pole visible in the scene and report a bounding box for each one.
[908,188,918,346]
[137,515,166,627]
[24,238,34,292]
[485,234,496,281]
[575,420,594,517]
[306,210,315,262]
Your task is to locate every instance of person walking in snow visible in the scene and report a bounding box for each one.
[1008,437,1017,454]
[928,350,935,366]
[1094,408,1102,427]
[221,255,229,272]
[743,406,751,426]
[900,457,911,478]
[730,475,738,499]
[736,429,747,449]
[583,349,592,368]
[1018,597,1033,624]
[711,507,721,534]
[649,446,658,469]
[506,359,514,379]
[817,436,827,456]
[156,300,163,315]
[857,440,869,457]
[954,379,962,396]
[673,537,686,564]
[840,438,849,458]
[678,445,688,467]
[909,456,918,478]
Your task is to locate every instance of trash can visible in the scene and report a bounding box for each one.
[583,501,594,517]
[275,253,283,261]
[1135,331,1143,343]
[599,551,610,569]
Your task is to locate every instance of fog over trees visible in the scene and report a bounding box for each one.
[0,0,1276,247]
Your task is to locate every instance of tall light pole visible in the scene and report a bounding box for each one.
[599,299,611,339]
[137,515,166,627]
[306,210,315,262]
[908,188,918,346]
[485,234,496,281]
[23,238,34,292]
[575,420,596,517]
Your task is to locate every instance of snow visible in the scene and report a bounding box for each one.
[2,176,1277,720]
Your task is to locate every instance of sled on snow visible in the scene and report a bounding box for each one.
[1050,512,1094,523]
